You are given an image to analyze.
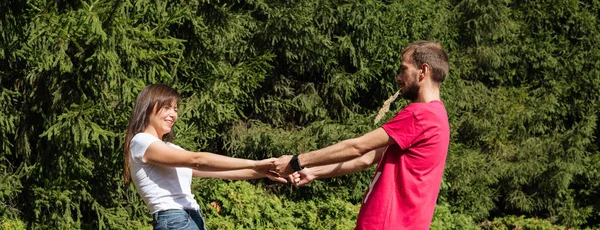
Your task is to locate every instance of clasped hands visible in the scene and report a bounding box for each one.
[254,155,314,186]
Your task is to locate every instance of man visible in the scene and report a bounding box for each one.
[274,40,450,230]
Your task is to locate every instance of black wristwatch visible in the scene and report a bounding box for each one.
[290,154,304,172]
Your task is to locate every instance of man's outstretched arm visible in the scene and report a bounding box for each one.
[275,128,394,175]
[290,147,385,186]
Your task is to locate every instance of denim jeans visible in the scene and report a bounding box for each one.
[152,209,207,230]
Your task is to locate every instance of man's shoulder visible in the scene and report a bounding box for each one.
[404,101,447,116]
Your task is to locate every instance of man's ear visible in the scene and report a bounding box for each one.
[419,64,429,81]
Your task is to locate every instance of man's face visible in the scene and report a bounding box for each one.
[396,53,421,101]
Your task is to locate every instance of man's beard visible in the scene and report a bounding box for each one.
[401,74,420,101]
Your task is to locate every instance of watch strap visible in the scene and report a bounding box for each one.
[290,154,303,172]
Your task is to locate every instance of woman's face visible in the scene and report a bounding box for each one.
[148,101,178,137]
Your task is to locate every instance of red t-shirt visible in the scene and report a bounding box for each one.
[355,101,450,230]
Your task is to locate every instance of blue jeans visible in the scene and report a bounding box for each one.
[152,209,207,230]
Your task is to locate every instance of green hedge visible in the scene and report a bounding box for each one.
[1,0,600,229]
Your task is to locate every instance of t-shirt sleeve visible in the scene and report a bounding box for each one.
[381,109,424,150]
[166,142,184,150]
[130,133,161,163]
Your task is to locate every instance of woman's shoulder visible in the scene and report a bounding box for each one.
[131,132,162,146]
[131,133,185,150]
[132,132,158,140]
[129,133,163,159]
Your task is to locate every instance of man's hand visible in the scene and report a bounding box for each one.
[290,168,316,186]
[274,155,293,176]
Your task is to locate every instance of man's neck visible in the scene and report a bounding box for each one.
[413,87,440,103]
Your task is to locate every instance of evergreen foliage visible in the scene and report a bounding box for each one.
[1,0,599,229]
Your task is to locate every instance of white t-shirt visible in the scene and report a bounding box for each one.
[129,133,200,214]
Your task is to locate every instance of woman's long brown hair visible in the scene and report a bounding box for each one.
[123,84,180,185]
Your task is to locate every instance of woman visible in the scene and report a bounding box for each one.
[123,84,285,230]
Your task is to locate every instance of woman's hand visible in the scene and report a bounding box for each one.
[253,158,287,183]
[264,170,288,183]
